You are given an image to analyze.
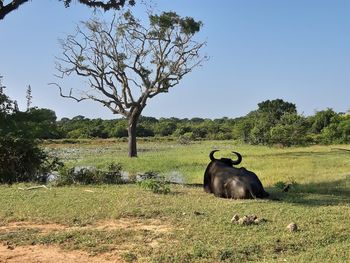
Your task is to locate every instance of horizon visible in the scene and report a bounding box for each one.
[0,0,349,120]
[38,99,348,121]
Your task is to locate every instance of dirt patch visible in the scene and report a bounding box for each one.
[0,222,66,234]
[0,245,124,263]
[0,218,172,234]
[0,218,173,262]
[94,218,172,233]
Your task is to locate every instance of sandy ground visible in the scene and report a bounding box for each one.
[0,218,172,263]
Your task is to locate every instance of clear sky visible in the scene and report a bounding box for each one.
[0,0,349,120]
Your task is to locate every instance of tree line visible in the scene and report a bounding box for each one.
[14,98,350,146]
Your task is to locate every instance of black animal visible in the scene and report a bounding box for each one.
[204,150,269,199]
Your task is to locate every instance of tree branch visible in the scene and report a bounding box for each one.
[0,0,134,20]
[0,0,29,20]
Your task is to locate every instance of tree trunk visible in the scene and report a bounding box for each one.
[127,115,139,158]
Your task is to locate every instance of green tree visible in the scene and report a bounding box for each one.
[321,114,350,144]
[0,78,54,183]
[269,113,308,146]
[249,114,272,144]
[155,121,177,137]
[309,108,338,133]
[243,99,298,145]
[111,121,128,138]
[231,117,253,143]
[26,108,60,139]
[54,10,206,157]
[0,0,135,20]
[257,99,297,124]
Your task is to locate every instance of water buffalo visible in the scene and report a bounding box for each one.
[204,150,269,199]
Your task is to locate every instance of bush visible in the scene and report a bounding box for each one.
[0,135,50,183]
[178,133,193,144]
[274,179,298,191]
[269,113,308,146]
[0,82,61,184]
[274,181,287,190]
[55,162,123,186]
[137,171,170,194]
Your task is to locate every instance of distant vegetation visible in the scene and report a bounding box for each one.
[44,99,349,146]
[3,85,350,147]
[2,82,349,150]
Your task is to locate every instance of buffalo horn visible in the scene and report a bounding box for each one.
[209,150,219,161]
[231,151,242,165]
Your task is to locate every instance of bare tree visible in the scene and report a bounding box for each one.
[53,10,206,157]
[0,0,135,20]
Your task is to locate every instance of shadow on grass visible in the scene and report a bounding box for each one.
[267,174,350,206]
[174,178,350,207]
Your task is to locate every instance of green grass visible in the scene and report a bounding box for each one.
[46,140,350,185]
[1,140,350,262]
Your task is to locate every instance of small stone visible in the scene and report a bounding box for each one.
[231,214,240,222]
[240,215,253,225]
[249,215,258,220]
[237,218,245,225]
[194,211,204,216]
[287,222,298,232]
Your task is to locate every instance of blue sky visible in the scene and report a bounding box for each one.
[0,0,349,120]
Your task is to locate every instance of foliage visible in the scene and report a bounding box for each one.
[309,108,338,133]
[0,134,46,183]
[257,99,297,122]
[3,90,348,151]
[55,162,123,186]
[274,179,299,191]
[137,171,170,194]
[0,0,135,20]
[53,99,349,146]
[269,113,309,146]
[274,181,287,190]
[0,77,62,183]
[61,0,135,10]
[319,114,350,144]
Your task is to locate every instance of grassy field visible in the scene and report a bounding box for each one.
[0,140,349,262]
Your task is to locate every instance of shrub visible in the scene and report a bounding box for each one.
[274,181,287,190]
[137,179,171,194]
[0,82,60,184]
[103,162,124,184]
[0,135,48,183]
[178,134,192,145]
[274,179,298,191]
[55,162,123,186]
[137,172,170,194]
